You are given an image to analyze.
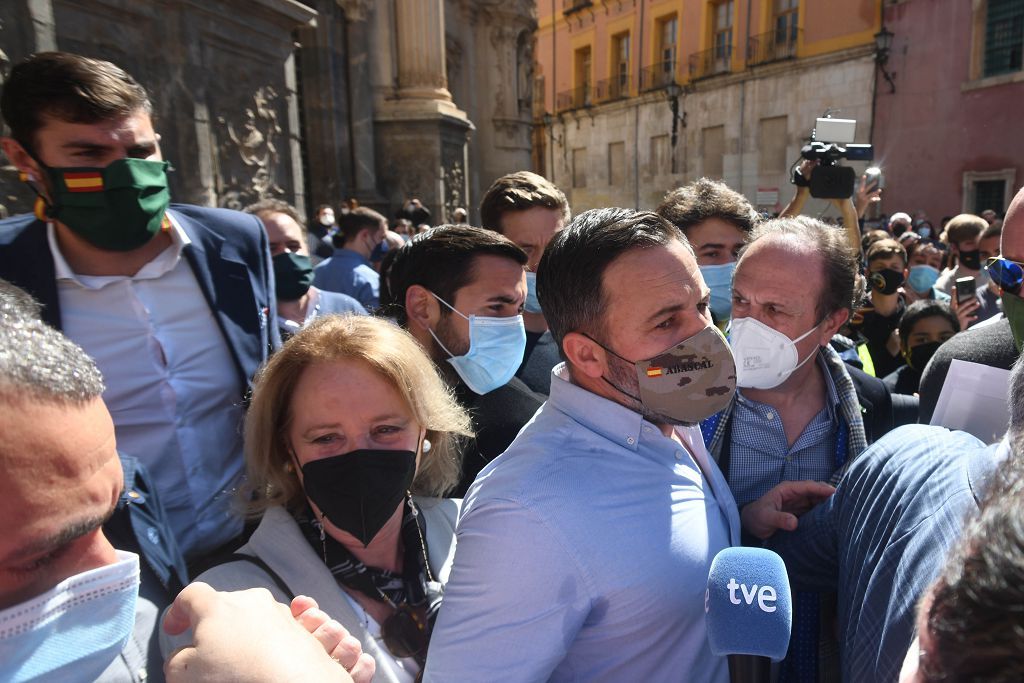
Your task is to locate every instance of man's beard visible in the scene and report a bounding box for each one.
[605,353,696,427]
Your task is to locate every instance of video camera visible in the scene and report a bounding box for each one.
[799,117,874,199]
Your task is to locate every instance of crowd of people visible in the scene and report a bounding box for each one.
[1,50,1022,683]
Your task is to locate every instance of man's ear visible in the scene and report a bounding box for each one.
[818,307,850,346]
[562,331,609,379]
[405,284,441,332]
[1,137,41,181]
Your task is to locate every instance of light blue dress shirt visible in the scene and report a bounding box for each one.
[424,364,739,683]
[729,354,842,507]
[311,248,379,310]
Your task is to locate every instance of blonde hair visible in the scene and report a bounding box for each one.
[241,315,473,517]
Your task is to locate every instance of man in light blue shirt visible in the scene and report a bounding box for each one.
[425,208,833,682]
[312,206,385,309]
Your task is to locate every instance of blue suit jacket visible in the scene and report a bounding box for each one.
[768,424,1003,682]
[0,204,279,391]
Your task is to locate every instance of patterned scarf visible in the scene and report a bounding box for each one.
[297,499,432,609]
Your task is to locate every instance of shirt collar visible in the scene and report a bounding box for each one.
[48,210,189,285]
[548,363,647,451]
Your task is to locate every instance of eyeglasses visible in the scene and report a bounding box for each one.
[985,256,1024,295]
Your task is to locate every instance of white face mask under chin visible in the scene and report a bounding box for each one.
[729,316,822,390]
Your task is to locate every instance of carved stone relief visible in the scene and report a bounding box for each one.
[216,86,285,209]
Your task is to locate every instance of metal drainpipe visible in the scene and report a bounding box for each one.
[634,0,645,209]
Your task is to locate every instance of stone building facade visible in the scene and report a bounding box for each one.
[535,0,882,215]
[0,0,536,223]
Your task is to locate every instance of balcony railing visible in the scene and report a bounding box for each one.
[596,75,630,102]
[747,28,800,67]
[555,84,592,112]
[688,44,733,80]
[562,0,592,14]
[640,61,678,91]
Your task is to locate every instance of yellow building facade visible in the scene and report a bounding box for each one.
[534,0,883,212]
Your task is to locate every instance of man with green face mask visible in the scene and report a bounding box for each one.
[919,187,1024,422]
[0,52,279,566]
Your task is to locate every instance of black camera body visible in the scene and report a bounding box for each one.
[799,118,874,199]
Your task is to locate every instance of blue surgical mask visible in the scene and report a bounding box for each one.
[699,262,737,322]
[428,292,527,394]
[0,551,140,683]
[524,271,542,314]
[907,265,940,294]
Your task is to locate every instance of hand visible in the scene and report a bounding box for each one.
[950,292,980,329]
[291,595,376,683]
[856,174,883,218]
[796,158,819,183]
[741,480,836,540]
[163,583,355,683]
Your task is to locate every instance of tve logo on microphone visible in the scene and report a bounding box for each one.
[704,547,793,661]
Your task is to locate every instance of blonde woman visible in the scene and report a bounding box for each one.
[183,315,472,683]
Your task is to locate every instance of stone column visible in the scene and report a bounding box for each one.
[394,0,451,101]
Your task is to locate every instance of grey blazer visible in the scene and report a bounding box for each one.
[162,499,460,683]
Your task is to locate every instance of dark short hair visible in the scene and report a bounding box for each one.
[898,300,959,351]
[655,177,760,237]
[380,224,527,327]
[337,207,385,245]
[924,442,1024,681]
[981,221,1003,241]
[743,216,865,319]
[865,238,907,268]
[1,52,152,150]
[537,208,689,357]
[479,171,570,232]
[243,198,306,234]
[861,229,891,254]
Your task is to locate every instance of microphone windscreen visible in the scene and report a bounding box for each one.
[705,547,793,661]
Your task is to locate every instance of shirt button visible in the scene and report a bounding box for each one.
[643,426,652,433]
[626,436,636,445]
[766,411,775,420]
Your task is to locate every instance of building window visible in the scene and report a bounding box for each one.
[962,169,1017,214]
[608,142,626,187]
[758,116,788,175]
[650,134,671,177]
[659,15,678,73]
[612,32,631,95]
[774,0,799,46]
[703,125,725,179]
[572,148,588,188]
[574,46,593,108]
[984,0,1024,77]
[713,0,734,69]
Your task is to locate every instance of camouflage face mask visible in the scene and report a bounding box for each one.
[596,325,737,424]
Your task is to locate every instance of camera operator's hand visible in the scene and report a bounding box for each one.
[781,160,819,218]
[855,173,883,218]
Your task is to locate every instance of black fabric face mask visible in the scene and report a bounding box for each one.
[906,341,943,371]
[870,268,905,295]
[301,449,417,547]
[959,248,982,271]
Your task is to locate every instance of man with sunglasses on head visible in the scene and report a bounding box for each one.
[919,187,1024,423]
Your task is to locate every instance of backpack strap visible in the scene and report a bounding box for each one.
[223,553,295,601]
